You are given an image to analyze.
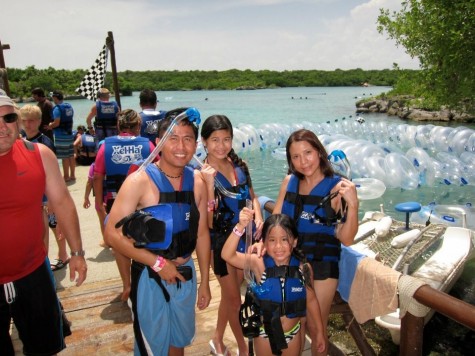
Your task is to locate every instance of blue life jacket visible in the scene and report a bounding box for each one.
[81,133,96,155]
[53,102,74,134]
[139,110,166,142]
[26,132,55,153]
[104,135,151,196]
[215,164,249,225]
[95,101,119,127]
[145,164,199,259]
[258,255,307,319]
[282,174,341,262]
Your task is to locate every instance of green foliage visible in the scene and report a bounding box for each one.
[377,0,475,114]
[6,66,411,100]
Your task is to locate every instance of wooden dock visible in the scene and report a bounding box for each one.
[11,259,314,355]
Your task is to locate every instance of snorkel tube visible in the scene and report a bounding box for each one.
[192,155,247,200]
[135,107,201,175]
[243,199,254,284]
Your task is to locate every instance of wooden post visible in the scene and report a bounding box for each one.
[333,293,377,356]
[0,40,11,97]
[106,31,121,109]
[399,313,424,356]
[412,284,475,330]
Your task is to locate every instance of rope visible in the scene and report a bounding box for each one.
[398,275,431,318]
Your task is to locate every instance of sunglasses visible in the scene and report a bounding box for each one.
[1,113,18,123]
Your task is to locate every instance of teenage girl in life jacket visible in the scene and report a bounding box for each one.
[222,208,326,356]
[200,115,264,356]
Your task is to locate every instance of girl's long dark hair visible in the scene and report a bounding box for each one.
[201,115,253,188]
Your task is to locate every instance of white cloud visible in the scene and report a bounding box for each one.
[0,0,418,71]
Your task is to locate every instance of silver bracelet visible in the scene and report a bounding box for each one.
[70,250,86,257]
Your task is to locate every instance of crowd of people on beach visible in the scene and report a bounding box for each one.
[0,87,359,356]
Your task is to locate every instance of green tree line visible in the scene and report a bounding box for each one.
[378,0,475,114]
[6,66,411,99]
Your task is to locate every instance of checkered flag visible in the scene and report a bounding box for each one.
[75,44,109,101]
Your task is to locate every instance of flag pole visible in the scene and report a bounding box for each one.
[106,31,121,109]
[0,39,11,97]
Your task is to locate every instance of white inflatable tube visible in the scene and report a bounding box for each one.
[375,216,392,237]
[391,229,421,248]
[353,178,386,200]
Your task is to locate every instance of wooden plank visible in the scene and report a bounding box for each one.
[11,264,313,355]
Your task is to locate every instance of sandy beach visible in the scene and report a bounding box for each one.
[48,164,119,289]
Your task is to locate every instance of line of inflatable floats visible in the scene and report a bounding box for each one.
[192,116,475,227]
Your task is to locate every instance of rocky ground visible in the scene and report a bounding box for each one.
[356,96,475,123]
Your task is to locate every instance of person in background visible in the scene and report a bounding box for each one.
[19,104,70,271]
[86,87,120,143]
[74,125,97,166]
[31,87,54,142]
[273,129,358,355]
[104,108,211,355]
[50,90,76,182]
[138,88,166,143]
[73,125,85,157]
[222,209,326,356]
[200,114,263,356]
[0,94,87,356]
[93,109,155,301]
[83,162,107,247]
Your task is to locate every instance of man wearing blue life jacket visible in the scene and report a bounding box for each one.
[50,90,76,182]
[86,87,120,143]
[93,109,155,301]
[103,108,211,355]
[139,89,166,143]
[74,128,97,166]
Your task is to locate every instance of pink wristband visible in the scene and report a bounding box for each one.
[151,256,166,272]
[207,200,216,212]
[233,226,245,237]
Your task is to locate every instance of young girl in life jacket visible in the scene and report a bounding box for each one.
[222,208,326,356]
[200,115,264,356]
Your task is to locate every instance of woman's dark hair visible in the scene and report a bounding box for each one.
[201,114,253,188]
[285,129,334,180]
[262,214,306,262]
[157,107,198,140]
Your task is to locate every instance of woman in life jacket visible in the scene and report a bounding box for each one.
[222,209,326,356]
[200,115,264,356]
[273,129,359,355]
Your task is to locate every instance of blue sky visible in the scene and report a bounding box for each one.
[1,0,419,71]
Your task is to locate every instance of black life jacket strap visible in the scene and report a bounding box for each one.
[260,299,306,317]
[159,191,194,204]
[131,261,170,302]
[265,265,301,280]
[262,307,287,355]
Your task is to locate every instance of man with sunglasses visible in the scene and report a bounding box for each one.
[0,95,87,356]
